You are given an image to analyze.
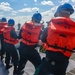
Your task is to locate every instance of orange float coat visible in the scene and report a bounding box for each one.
[21,21,42,45]
[43,17,75,57]
[0,22,7,34]
[3,26,18,44]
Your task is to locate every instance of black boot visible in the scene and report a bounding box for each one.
[6,64,12,70]
[13,69,18,75]
[17,69,24,75]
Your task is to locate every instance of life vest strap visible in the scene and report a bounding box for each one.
[59,34,67,37]
[4,38,15,42]
[47,43,75,53]
[22,38,37,43]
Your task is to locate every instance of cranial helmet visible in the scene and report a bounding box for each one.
[1,17,7,22]
[32,12,42,22]
[54,3,74,17]
[8,19,15,26]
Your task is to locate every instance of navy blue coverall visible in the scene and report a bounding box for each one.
[0,33,5,60]
[4,30,18,74]
[17,29,41,73]
[34,27,69,75]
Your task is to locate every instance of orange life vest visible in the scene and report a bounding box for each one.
[21,21,42,45]
[43,17,75,57]
[3,26,18,44]
[0,22,7,34]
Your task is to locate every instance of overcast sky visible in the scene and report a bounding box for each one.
[0,0,75,27]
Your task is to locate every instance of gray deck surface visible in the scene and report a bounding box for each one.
[0,53,75,75]
[0,42,75,75]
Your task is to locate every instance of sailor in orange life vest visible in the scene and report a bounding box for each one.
[3,19,19,75]
[0,17,7,61]
[17,12,42,74]
[34,3,75,75]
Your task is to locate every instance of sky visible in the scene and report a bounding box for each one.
[0,0,75,28]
